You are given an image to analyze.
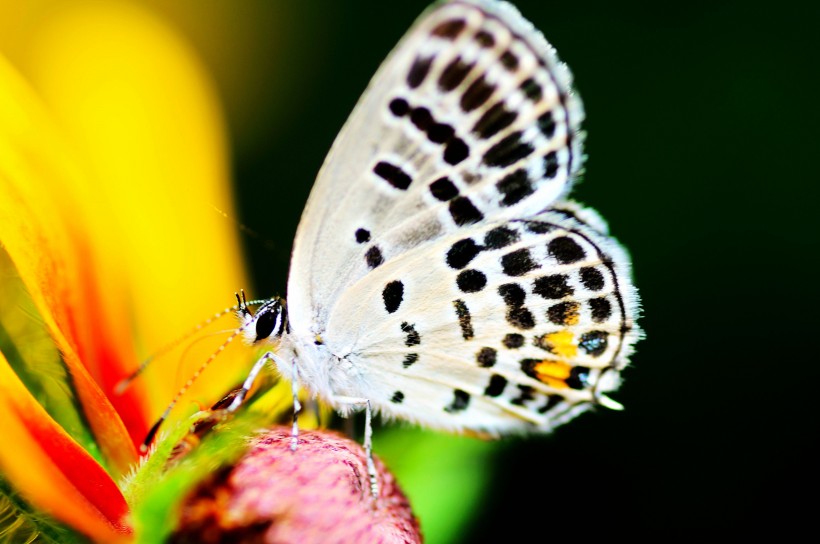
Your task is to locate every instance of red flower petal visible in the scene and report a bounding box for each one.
[0,352,132,542]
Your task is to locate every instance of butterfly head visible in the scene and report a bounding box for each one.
[238,296,288,344]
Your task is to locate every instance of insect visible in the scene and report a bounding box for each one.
[233,0,640,442]
[141,0,641,486]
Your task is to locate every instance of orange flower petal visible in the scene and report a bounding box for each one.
[0,54,138,474]
[0,351,132,542]
[2,1,251,457]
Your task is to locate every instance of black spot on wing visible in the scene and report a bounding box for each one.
[520,359,541,381]
[580,267,605,291]
[484,226,519,249]
[501,248,540,276]
[401,322,420,346]
[439,57,473,91]
[548,236,586,264]
[388,97,409,117]
[498,283,526,306]
[483,131,534,168]
[456,269,487,293]
[507,307,535,329]
[410,107,432,131]
[496,169,534,207]
[428,122,455,144]
[520,78,542,101]
[589,297,613,323]
[407,55,433,88]
[538,395,562,414]
[430,177,459,202]
[533,274,573,299]
[431,18,466,39]
[476,347,497,368]
[484,374,507,397]
[373,161,412,190]
[402,353,419,368]
[447,238,483,269]
[355,228,370,244]
[382,280,404,314]
[537,111,556,138]
[566,367,590,390]
[444,138,470,165]
[365,246,383,269]
[498,283,535,329]
[524,221,553,234]
[453,299,474,340]
[475,30,495,48]
[500,50,519,71]
[544,151,559,179]
[473,103,517,140]
[503,333,524,349]
[511,385,536,406]
[391,391,405,404]
[449,196,483,226]
[461,75,495,112]
[547,301,580,326]
[444,389,470,413]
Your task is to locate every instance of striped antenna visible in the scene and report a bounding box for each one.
[209,204,285,258]
[140,325,246,452]
[115,290,270,395]
[139,291,276,452]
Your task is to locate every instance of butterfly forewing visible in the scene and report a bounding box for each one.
[288,0,584,336]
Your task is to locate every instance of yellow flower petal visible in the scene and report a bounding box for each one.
[23,2,250,424]
[0,54,138,475]
[0,351,132,542]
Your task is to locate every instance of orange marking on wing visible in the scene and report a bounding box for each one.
[532,359,574,389]
[535,330,577,359]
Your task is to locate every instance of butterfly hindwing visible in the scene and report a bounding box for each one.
[323,202,640,433]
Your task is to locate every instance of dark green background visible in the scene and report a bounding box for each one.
[163,1,820,538]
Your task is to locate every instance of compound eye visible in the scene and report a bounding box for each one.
[255,310,276,341]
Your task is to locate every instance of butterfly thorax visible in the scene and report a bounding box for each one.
[243,299,366,407]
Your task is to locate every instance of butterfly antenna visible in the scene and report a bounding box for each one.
[140,291,278,452]
[209,204,281,255]
[140,321,250,452]
[115,290,269,395]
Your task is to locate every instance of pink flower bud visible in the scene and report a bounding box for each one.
[171,427,422,543]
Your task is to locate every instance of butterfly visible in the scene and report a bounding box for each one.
[142,0,641,475]
[229,0,642,441]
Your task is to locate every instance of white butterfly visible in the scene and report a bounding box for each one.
[227,0,641,445]
[114,1,639,492]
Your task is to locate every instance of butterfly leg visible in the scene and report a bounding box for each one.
[225,351,276,413]
[225,351,301,451]
[290,357,302,451]
[331,395,378,498]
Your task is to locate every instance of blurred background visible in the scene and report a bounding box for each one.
[3,0,819,541]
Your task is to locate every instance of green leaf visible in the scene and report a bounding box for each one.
[0,250,100,465]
